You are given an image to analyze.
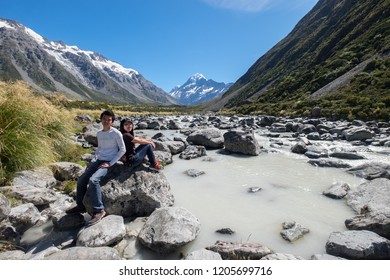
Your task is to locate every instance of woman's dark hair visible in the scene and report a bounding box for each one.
[100,110,115,121]
[120,118,134,135]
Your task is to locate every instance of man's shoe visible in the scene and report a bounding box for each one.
[66,206,86,214]
[87,210,106,226]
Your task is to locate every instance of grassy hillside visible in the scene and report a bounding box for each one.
[216,0,390,121]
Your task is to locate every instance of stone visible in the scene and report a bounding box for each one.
[342,127,373,141]
[345,178,390,238]
[347,162,390,180]
[179,145,207,160]
[280,221,310,242]
[183,249,222,260]
[8,203,41,233]
[185,169,205,177]
[186,128,224,149]
[206,241,273,260]
[77,215,126,247]
[44,246,121,260]
[307,159,351,168]
[323,182,350,199]
[84,164,174,217]
[223,130,262,156]
[138,207,201,254]
[49,162,85,181]
[326,230,390,259]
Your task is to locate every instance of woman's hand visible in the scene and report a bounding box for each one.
[150,141,156,149]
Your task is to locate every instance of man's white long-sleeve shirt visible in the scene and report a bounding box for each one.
[94,127,126,166]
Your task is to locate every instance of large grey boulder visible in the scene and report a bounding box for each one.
[4,185,59,206]
[44,246,121,260]
[84,164,174,217]
[291,142,307,154]
[8,203,41,233]
[12,167,57,189]
[168,119,181,130]
[154,150,173,165]
[298,124,317,134]
[138,207,201,254]
[183,249,222,260]
[347,162,390,180]
[186,128,224,149]
[223,130,262,156]
[6,167,59,206]
[326,230,390,259]
[83,122,102,146]
[307,159,351,168]
[166,141,187,155]
[329,151,366,160]
[77,215,126,247]
[49,162,85,181]
[345,178,390,238]
[0,250,26,260]
[342,127,373,141]
[206,241,273,260]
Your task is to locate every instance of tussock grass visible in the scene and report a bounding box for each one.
[0,81,74,184]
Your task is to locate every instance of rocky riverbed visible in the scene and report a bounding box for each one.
[1,114,390,260]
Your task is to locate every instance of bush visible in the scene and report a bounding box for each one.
[0,81,74,184]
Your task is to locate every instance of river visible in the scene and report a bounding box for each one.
[134,127,386,259]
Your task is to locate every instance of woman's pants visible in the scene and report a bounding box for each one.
[130,144,157,167]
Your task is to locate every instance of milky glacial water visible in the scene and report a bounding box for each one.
[136,129,380,260]
[20,126,389,260]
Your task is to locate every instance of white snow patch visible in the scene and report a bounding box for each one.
[24,27,45,44]
[0,21,15,30]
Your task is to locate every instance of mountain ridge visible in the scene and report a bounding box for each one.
[0,18,178,106]
[204,0,390,120]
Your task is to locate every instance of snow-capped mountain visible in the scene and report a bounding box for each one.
[0,18,178,105]
[169,73,232,105]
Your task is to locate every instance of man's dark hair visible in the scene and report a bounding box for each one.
[100,110,115,121]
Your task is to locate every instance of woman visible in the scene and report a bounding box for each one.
[119,118,161,170]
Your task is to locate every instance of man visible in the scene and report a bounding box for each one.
[66,110,126,226]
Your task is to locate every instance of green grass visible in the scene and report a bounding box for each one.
[0,81,76,184]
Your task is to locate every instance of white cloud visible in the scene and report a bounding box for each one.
[199,0,274,12]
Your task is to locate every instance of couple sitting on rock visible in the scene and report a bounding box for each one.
[66,110,161,227]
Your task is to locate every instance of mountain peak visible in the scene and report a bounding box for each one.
[169,74,232,105]
[190,73,207,81]
[0,18,178,106]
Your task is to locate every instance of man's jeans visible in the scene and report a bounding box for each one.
[130,144,157,167]
[76,160,108,212]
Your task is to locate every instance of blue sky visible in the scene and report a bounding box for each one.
[2,0,319,92]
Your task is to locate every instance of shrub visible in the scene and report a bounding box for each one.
[0,81,74,183]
